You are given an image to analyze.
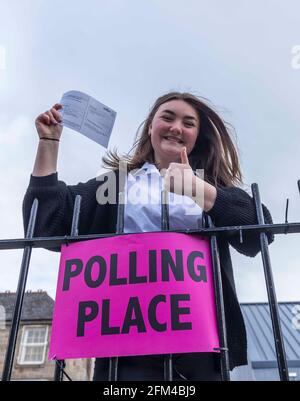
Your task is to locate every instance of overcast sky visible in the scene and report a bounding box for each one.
[0,0,299,303]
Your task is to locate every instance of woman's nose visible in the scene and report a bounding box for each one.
[169,121,183,134]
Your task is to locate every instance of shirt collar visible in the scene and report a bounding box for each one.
[130,162,160,178]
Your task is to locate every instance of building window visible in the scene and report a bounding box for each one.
[18,326,48,365]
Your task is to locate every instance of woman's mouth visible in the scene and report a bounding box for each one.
[163,136,184,144]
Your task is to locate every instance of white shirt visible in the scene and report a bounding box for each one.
[124,162,203,233]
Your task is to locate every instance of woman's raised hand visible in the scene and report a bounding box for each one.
[164,147,195,196]
[163,147,216,211]
[35,103,63,140]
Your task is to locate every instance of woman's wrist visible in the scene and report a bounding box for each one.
[39,137,60,142]
[192,175,217,212]
[32,137,59,176]
[203,181,217,212]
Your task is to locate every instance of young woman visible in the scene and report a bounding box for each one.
[23,92,274,381]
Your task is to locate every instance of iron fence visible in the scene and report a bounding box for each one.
[1,181,300,381]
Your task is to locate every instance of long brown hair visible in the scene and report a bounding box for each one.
[102,92,242,187]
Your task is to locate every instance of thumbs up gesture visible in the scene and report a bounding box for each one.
[180,146,189,166]
[163,147,217,211]
[163,147,196,197]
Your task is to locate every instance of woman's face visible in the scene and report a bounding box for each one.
[149,99,200,169]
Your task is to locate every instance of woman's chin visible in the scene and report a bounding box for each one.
[155,152,181,168]
[160,143,182,157]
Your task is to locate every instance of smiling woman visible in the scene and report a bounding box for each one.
[103,92,242,188]
[23,91,274,381]
[148,99,199,170]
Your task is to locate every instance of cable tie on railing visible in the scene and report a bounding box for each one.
[55,359,63,370]
[55,359,73,381]
[213,347,229,352]
[64,235,70,247]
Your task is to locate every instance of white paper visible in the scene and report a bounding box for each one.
[59,90,116,148]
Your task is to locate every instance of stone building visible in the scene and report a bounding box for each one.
[0,290,93,381]
[2,291,299,381]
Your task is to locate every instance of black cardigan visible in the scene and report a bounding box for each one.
[22,170,274,370]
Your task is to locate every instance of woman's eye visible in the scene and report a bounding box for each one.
[161,115,195,127]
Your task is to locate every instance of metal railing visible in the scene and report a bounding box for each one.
[1,181,300,381]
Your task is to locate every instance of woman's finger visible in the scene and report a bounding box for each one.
[180,147,189,165]
[51,108,62,122]
[36,112,51,125]
[53,103,63,110]
[46,110,58,125]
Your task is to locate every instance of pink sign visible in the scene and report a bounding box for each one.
[49,232,220,360]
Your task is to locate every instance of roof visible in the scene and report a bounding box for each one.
[240,302,300,365]
[0,291,54,322]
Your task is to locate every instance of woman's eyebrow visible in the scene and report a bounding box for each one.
[161,109,198,121]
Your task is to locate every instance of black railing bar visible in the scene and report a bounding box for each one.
[71,195,82,237]
[164,354,173,381]
[55,360,73,381]
[53,195,82,381]
[161,189,173,381]
[161,189,170,231]
[108,191,125,381]
[1,222,300,251]
[251,184,289,381]
[204,214,230,381]
[285,199,289,224]
[1,199,39,381]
